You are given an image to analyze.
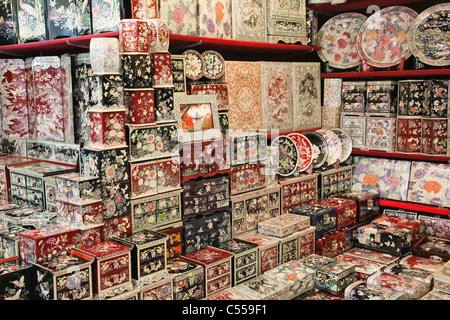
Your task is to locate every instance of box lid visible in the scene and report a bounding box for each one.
[216,238,259,255]
[166,258,203,275]
[336,254,385,276]
[399,255,446,273]
[182,246,233,266]
[235,232,279,251]
[19,225,79,240]
[264,260,316,286]
[278,173,318,186]
[234,275,288,300]
[291,204,337,216]
[0,256,33,275]
[35,250,94,272]
[54,172,99,182]
[384,263,434,285]
[299,254,336,269]
[204,287,252,300]
[76,240,133,258]
[344,247,399,265]
[9,162,75,178]
[0,155,37,168]
[116,229,168,248]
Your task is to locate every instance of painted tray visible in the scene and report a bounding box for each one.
[316,129,342,167]
[183,50,205,80]
[408,3,450,67]
[202,50,225,80]
[303,131,329,169]
[331,128,353,163]
[356,6,418,68]
[287,133,313,172]
[317,12,367,69]
[271,136,299,177]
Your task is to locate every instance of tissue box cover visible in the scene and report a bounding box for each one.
[235,232,279,274]
[366,272,430,299]
[0,256,33,300]
[291,204,336,239]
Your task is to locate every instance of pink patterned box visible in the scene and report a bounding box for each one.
[89,110,127,149]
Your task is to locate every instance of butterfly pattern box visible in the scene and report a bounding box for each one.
[166,258,204,300]
[225,61,263,131]
[352,156,411,201]
[231,0,267,42]
[0,257,34,300]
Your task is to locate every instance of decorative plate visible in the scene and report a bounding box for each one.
[202,50,226,80]
[356,6,418,68]
[302,131,329,169]
[316,129,342,166]
[408,3,450,67]
[287,133,314,172]
[317,12,367,69]
[183,49,205,80]
[270,136,299,177]
[331,128,353,163]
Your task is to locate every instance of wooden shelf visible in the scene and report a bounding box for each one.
[321,69,450,80]
[380,199,450,216]
[307,0,428,13]
[0,32,321,58]
[352,149,450,163]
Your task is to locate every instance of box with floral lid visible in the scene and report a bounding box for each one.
[0,256,33,300]
[279,174,318,214]
[166,257,204,300]
[291,204,337,239]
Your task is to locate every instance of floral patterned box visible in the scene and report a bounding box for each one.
[344,247,399,266]
[355,223,414,256]
[426,79,448,118]
[372,213,426,245]
[335,192,380,223]
[188,83,229,111]
[183,210,231,254]
[317,197,357,231]
[224,61,263,131]
[292,62,322,130]
[19,225,81,264]
[365,116,396,152]
[89,109,127,149]
[261,62,293,132]
[0,225,28,259]
[279,174,318,214]
[130,189,182,232]
[422,118,447,155]
[336,254,386,282]
[112,229,168,287]
[345,280,410,300]
[257,213,310,238]
[231,185,280,237]
[72,53,92,144]
[340,114,366,148]
[166,257,204,300]
[299,254,356,295]
[0,257,33,300]
[278,231,301,264]
[55,200,104,228]
[198,0,232,39]
[298,226,316,259]
[315,231,346,258]
[418,215,449,241]
[291,204,336,239]
[231,0,267,42]
[0,59,29,138]
[235,231,279,275]
[0,0,17,44]
[230,162,266,196]
[266,0,307,44]
[45,0,77,40]
[384,262,434,286]
[407,161,449,208]
[323,78,342,108]
[139,276,173,300]
[352,156,411,201]
[433,260,450,294]
[121,54,153,89]
[264,260,316,300]
[54,172,101,205]
[182,175,230,221]
[158,221,184,259]
[318,165,353,200]
[396,117,422,153]
[89,75,124,111]
[155,87,175,122]
[171,55,186,94]
[366,272,430,299]
[157,157,181,194]
[151,53,173,88]
[413,237,450,265]
[365,81,398,115]
[217,238,259,286]
[398,80,430,116]
[33,250,94,300]
[102,214,132,240]
[17,0,46,43]
[100,181,130,220]
[182,246,233,297]
[127,123,178,163]
[74,240,134,299]
[80,146,129,184]
[90,0,123,34]
[204,287,252,300]
[228,130,267,166]
[234,274,288,300]
[159,0,199,36]
[341,81,366,114]
[0,156,38,201]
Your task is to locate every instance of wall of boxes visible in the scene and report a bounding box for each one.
[0,0,449,301]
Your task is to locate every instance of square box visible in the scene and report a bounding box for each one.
[318,165,353,200]
[234,274,288,300]
[100,181,131,219]
[159,222,184,259]
[55,172,101,205]
[33,250,94,300]
[426,79,448,118]
[0,256,33,300]
[341,81,366,114]
[89,75,124,111]
[413,237,450,262]
[257,213,310,238]
[317,197,357,231]
[279,174,318,214]
[155,87,175,122]
[365,116,396,152]
[121,54,153,89]
[102,214,132,240]
[80,147,129,184]
[365,81,397,115]
[230,162,267,196]
[298,226,316,259]
[291,204,337,238]
[278,231,301,264]
[56,200,104,229]
[166,257,204,300]
[89,109,127,149]
[124,89,155,125]
[396,117,422,153]
[397,80,429,116]
[372,213,426,245]
[335,192,380,223]
[139,276,173,300]
[422,118,447,155]
[151,53,173,87]
[0,226,28,259]
[340,114,366,149]
[231,0,267,42]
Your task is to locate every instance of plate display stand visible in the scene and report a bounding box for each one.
[361,58,406,73]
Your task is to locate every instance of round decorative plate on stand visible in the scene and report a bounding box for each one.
[331,128,353,163]
[202,50,226,80]
[302,131,329,169]
[287,133,314,172]
[316,129,342,167]
[183,49,205,80]
[271,136,299,177]
[317,12,368,69]
[408,3,450,67]
[356,6,418,68]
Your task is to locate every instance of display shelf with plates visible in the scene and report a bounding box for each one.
[321,69,450,80]
[351,149,450,163]
[381,199,450,216]
[307,0,436,13]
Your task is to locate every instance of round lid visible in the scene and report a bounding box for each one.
[302,131,329,169]
[287,132,314,172]
[184,49,205,80]
[316,128,343,166]
[270,136,299,177]
[331,128,353,163]
[202,50,226,80]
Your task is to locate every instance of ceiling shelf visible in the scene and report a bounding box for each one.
[380,199,450,216]
[307,0,428,13]
[321,68,450,80]
[352,149,450,163]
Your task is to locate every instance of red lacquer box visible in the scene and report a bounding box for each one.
[19,225,81,263]
[372,213,426,245]
[124,89,156,125]
[151,52,173,87]
[422,118,447,155]
[396,117,422,153]
[317,197,357,231]
[89,110,127,149]
[102,215,132,240]
[279,174,318,214]
[188,83,229,110]
[230,163,266,196]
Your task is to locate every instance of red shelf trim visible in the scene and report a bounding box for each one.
[380,199,450,216]
[321,69,450,80]
[307,0,426,12]
[352,149,450,163]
